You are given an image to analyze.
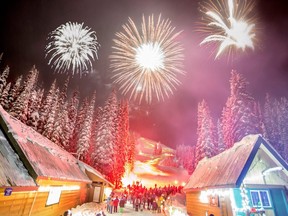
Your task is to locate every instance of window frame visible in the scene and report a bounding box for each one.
[249,190,272,208]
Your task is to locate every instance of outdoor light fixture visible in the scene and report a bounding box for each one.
[38,185,80,192]
[262,166,283,176]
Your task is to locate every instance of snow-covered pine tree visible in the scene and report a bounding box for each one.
[0,66,9,94]
[89,107,101,166]
[216,119,226,154]
[176,144,195,174]
[126,131,136,173]
[77,91,96,164]
[37,80,57,133]
[10,67,39,123]
[113,99,129,188]
[94,90,118,183]
[195,100,216,166]
[263,94,281,151]
[51,77,70,147]
[0,82,11,109]
[42,88,60,139]
[65,90,80,152]
[26,89,44,130]
[70,97,89,154]
[278,97,288,161]
[221,70,261,148]
[6,75,23,111]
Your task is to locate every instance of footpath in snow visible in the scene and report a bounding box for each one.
[71,198,188,216]
[71,202,165,216]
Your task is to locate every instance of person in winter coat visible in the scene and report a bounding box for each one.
[119,196,125,213]
[135,196,141,211]
[152,199,158,213]
[106,195,112,213]
[113,196,120,213]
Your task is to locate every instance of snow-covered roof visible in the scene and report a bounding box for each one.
[78,161,114,187]
[183,134,288,191]
[0,106,91,183]
[0,127,36,187]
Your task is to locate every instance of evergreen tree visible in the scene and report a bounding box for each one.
[77,92,96,163]
[176,144,195,174]
[51,77,70,147]
[26,89,44,130]
[125,131,136,173]
[263,94,281,150]
[0,82,11,109]
[65,90,80,152]
[195,100,216,165]
[42,88,60,139]
[277,97,288,161]
[113,100,129,188]
[70,97,89,154]
[0,66,9,94]
[10,67,39,123]
[216,119,226,154]
[37,80,57,133]
[6,75,23,111]
[94,90,118,183]
[221,70,261,148]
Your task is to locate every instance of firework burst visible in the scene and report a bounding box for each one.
[199,0,257,59]
[45,22,100,77]
[110,14,184,104]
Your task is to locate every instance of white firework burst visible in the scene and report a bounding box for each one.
[199,0,257,59]
[45,22,100,77]
[110,14,184,104]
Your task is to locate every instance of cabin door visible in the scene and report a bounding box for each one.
[93,186,101,203]
[270,188,288,216]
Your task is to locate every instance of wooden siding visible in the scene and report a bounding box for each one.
[186,191,233,216]
[0,180,88,216]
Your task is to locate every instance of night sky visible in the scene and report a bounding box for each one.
[0,0,288,148]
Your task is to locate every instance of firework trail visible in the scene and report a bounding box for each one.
[110,14,184,104]
[46,22,100,77]
[199,0,257,59]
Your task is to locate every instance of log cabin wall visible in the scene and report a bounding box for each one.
[186,191,222,216]
[0,180,88,216]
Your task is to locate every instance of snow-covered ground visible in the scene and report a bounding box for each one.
[70,195,188,216]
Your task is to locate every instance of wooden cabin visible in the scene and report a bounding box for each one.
[0,106,111,216]
[78,161,113,203]
[183,135,288,216]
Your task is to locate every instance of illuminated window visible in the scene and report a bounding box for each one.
[250,190,271,207]
[46,187,62,206]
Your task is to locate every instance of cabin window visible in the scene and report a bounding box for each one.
[250,190,271,207]
[46,186,62,206]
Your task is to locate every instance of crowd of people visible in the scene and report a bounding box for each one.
[105,182,183,214]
